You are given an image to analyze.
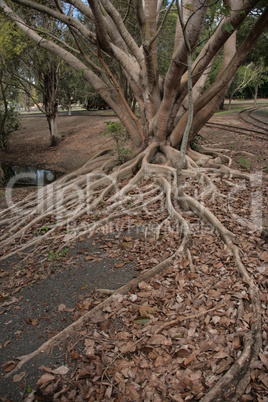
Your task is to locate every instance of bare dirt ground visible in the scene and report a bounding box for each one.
[0,106,267,401]
[0,110,117,173]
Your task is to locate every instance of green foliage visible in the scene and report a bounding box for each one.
[40,225,49,233]
[0,18,27,61]
[221,4,231,17]
[49,247,69,262]
[59,65,93,110]
[237,157,251,170]
[26,385,32,394]
[0,106,21,151]
[209,4,216,20]
[103,121,132,164]
[49,250,59,262]
[226,63,262,101]
[78,68,85,78]
[235,7,268,97]
[238,8,268,66]
[61,247,69,257]
[222,22,233,34]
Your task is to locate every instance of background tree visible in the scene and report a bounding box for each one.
[59,65,93,115]
[250,65,268,106]
[0,16,23,151]
[236,2,268,105]
[226,63,261,108]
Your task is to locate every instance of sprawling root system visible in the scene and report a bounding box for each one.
[0,142,264,400]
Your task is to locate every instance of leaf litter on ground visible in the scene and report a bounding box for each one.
[14,188,267,402]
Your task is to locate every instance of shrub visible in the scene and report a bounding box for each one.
[0,106,21,151]
[103,121,132,164]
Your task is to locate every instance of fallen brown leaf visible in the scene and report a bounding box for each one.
[52,365,69,375]
[32,319,39,326]
[2,360,17,373]
[36,373,55,389]
[13,371,26,382]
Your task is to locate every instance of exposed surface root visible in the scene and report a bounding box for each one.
[0,142,264,399]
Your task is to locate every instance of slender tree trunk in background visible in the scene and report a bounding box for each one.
[254,76,259,107]
[68,98,72,116]
[0,73,9,151]
[47,111,59,146]
[45,101,60,146]
[43,64,61,146]
[0,165,4,186]
[219,99,225,110]
[25,93,30,112]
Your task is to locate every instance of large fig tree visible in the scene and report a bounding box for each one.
[0,1,267,398]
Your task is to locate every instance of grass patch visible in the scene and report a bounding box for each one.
[237,157,251,170]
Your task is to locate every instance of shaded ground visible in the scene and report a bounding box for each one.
[0,105,267,401]
[0,110,116,173]
[0,234,138,401]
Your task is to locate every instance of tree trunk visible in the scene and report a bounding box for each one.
[0,165,4,187]
[219,99,225,110]
[25,93,30,112]
[228,97,233,110]
[47,111,59,146]
[0,74,9,151]
[43,62,61,146]
[68,99,72,116]
[253,78,259,107]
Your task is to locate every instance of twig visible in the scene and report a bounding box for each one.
[155,303,226,334]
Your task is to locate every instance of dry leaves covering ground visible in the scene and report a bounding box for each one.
[18,183,268,401]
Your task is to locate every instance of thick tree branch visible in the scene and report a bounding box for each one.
[87,0,112,54]
[11,0,95,42]
[180,0,260,96]
[154,0,208,144]
[100,0,143,65]
[97,42,145,146]
[65,0,93,20]
[170,4,268,147]
[194,5,268,118]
